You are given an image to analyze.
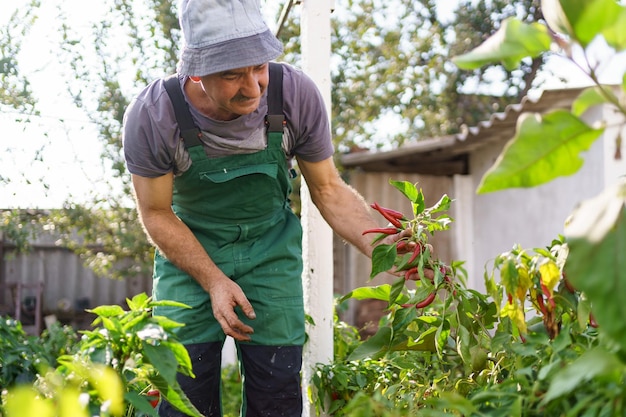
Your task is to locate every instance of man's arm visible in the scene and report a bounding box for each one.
[131,173,256,341]
[296,156,394,257]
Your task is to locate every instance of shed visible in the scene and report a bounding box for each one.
[335,86,625,333]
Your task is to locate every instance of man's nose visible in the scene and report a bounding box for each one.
[239,74,263,97]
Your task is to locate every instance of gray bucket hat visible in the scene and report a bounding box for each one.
[177,0,284,76]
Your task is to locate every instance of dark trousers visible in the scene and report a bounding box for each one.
[158,342,303,417]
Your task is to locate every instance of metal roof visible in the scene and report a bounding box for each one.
[340,87,588,175]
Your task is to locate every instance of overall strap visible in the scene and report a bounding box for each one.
[266,62,285,133]
[163,74,203,148]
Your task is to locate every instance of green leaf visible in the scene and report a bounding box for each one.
[87,305,126,318]
[564,179,626,350]
[564,179,626,243]
[340,284,391,303]
[348,327,392,360]
[541,0,574,36]
[543,0,626,48]
[542,347,625,403]
[370,244,397,278]
[452,18,551,71]
[127,292,150,311]
[427,194,452,214]
[477,110,603,193]
[143,344,179,385]
[571,86,617,117]
[602,5,626,50]
[400,326,437,352]
[389,277,406,305]
[435,319,451,356]
[389,179,418,202]
[150,315,187,331]
[150,374,203,417]
[429,392,478,416]
[124,391,158,417]
[149,300,192,309]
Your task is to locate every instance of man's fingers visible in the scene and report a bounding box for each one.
[235,294,256,320]
[216,310,254,341]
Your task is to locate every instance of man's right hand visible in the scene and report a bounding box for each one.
[207,276,256,341]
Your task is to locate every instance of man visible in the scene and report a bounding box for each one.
[122,0,414,415]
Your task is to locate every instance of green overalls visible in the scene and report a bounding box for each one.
[152,73,305,348]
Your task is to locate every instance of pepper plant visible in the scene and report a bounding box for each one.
[313,0,626,414]
[312,181,625,415]
[452,0,626,355]
[1,293,202,417]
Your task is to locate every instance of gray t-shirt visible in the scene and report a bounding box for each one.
[122,63,334,178]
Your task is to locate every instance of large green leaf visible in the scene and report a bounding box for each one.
[452,18,551,71]
[477,110,604,193]
[602,5,626,51]
[340,284,392,303]
[143,344,178,385]
[542,346,625,403]
[571,86,619,117]
[370,243,397,278]
[542,0,626,48]
[563,179,626,351]
[150,373,203,417]
[348,327,392,361]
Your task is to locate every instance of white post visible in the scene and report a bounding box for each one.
[300,1,334,416]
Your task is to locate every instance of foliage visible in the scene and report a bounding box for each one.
[0,317,79,390]
[279,0,545,150]
[453,0,626,193]
[0,293,202,417]
[220,364,243,417]
[312,182,626,416]
[0,207,153,279]
[312,0,626,414]
[0,210,40,256]
[0,0,39,116]
[453,0,626,351]
[47,204,155,278]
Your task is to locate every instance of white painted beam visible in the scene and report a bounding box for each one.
[299,0,334,416]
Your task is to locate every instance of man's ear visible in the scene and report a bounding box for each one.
[189,76,201,82]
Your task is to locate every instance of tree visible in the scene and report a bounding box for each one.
[0,0,40,117]
[1,0,549,279]
[279,0,545,150]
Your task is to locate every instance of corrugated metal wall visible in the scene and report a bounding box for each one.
[1,237,152,332]
[333,171,457,333]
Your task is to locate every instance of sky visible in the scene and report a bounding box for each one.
[1,0,625,209]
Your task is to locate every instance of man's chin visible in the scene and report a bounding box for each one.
[232,99,260,115]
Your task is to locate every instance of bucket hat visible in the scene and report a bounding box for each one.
[177,0,284,76]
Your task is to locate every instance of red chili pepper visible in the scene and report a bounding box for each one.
[370,202,403,228]
[540,283,556,310]
[372,203,405,219]
[396,240,408,251]
[147,389,160,408]
[362,227,399,235]
[507,293,513,305]
[415,291,436,308]
[406,242,423,265]
[536,293,547,316]
[404,267,418,281]
[589,312,598,328]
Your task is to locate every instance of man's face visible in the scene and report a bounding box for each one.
[196,63,269,121]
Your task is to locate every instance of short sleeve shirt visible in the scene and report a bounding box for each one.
[122,63,334,178]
